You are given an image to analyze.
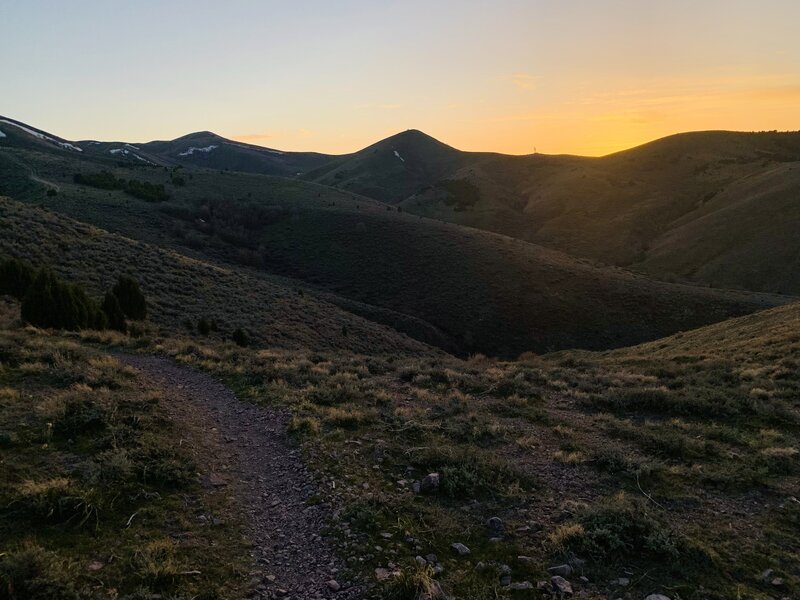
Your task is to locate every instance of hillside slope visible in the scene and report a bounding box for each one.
[0,120,793,357]
[0,151,788,359]
[399,131,800,294]
[0,197,436,356]
[637,162,800,292]
[148,296,800,599]
[7,116,800,298]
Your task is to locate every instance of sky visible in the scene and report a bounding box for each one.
[2,0,799,156]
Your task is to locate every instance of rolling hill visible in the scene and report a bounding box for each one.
[6,115,799,299]
[0,196,437,356]
[0,118,791,358]
[397,130,800,294]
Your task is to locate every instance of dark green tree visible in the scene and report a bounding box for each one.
[21,269,57,328]
[111,275,147,320]
[101,292,127,332]
[232,327,250,347]
[21,269,101,330]
[0,257,36,298]
[197,317,211,336]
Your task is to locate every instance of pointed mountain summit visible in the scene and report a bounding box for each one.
[301,129,470,203]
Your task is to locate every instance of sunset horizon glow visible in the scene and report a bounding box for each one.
[3,0,799,156]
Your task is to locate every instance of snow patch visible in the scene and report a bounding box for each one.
[0,129,5,138]
[222,141,284,154]
[125,143,140,150]
[109,148,154,164]
[393,150,405,162]
[0,119,82,151]
[179,145,218,156]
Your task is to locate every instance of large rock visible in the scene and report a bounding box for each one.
[509,581,534,590]
[486,516,504,535]
[419,472,441,493]
[450,542,471,556]
[551,575,573,595]
[645,595,671,600]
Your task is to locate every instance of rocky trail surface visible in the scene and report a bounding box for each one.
[118,354,359,600]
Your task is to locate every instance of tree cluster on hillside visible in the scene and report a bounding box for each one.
[435,179,481,211]
[185,199,289,249]
[74,171,169,202]
[0,257,147,332]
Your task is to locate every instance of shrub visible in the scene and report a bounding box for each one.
[0,257,35,298]
[132,446,194,488]
[437,179,481,210]
[74,171,121,190]
[21,269,106,331]
[125,179,169,202]
[11,478,100,528]
[0,543,79,600]
[323,404,377,429]
[54,397,107,437]
[232,327,250,347]
[410,446,533,498]
[760,447,798,474]
[74,171,169,202]
[549,492,703,566]
[197,317,211,336]
[111,275,147,320]
[102,291,127,332]
[287,416,320,437]
[381,563,443,600]
[307,383,357,406]
[131,538,182,587]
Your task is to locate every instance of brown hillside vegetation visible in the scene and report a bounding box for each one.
[0,135,791,356]
[399,130,800,294]
[637,162,800,293]
[4,117,800,297]
[0,197,434,356]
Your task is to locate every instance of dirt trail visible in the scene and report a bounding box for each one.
[118,354,359,600]
[30,174,61,191]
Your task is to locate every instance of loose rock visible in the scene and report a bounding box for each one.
[509,581,534,590]
[420,472,441,493]
[450,542,471,555]
[551,575,573,595]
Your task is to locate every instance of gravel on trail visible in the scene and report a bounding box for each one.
[118,354,360,600]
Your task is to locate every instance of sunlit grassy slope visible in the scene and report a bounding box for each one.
[125,295,799,599]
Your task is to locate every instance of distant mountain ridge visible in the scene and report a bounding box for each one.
[3,115,800,297]
[2,115,792,357]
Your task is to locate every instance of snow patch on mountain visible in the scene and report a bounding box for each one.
[222,141,285,155]
[393,150,405,162]
[179,145,218,156]
[0,129,5,139]
[0,119,83,152]
[109,148,154,164]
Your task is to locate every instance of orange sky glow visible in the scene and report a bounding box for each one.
[3,1,799,156]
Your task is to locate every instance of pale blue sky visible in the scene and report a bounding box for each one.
[2,0,799,154]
